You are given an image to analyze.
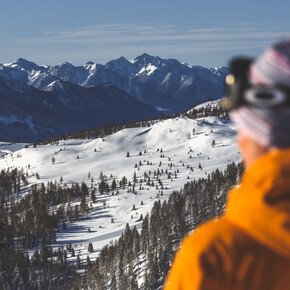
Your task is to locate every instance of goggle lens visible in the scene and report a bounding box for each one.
[244,87,288,108]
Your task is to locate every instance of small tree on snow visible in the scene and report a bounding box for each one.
[99,180,109,194]
[76,254,81,269]
[111,179,117,190]
[91,190,96,203]
[88,242,94,253]
[99,171,104,181]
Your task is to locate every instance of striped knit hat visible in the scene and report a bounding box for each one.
[231,38,290,148]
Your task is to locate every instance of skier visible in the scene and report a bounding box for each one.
[164,38,290,289]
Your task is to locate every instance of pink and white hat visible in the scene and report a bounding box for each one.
[231,38,290,148]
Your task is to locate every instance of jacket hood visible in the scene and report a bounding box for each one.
[226,148,290,258]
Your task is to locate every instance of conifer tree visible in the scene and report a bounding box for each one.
[88,242,94,252]
[111,179,117,190]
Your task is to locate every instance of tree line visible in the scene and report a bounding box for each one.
[0,161,242,289]
[82,162,243,289]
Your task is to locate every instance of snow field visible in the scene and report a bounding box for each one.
[0,116,241,265]
[0,142,28,157]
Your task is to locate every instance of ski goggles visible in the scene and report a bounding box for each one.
[222,58,290,110]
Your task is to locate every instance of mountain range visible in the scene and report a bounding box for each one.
[0,54,228,142]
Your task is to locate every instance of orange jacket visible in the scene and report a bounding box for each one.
[164,149,290,290]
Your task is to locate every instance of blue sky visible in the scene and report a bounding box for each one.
[1,0,290,67]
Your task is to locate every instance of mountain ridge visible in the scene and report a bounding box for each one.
[1,53,228,111]
[0,54,228,142]
[0,74,159,142]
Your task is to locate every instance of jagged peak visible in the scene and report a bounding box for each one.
[116,56,128,62]
[139,52,152,58]
[131,53,183,70]
[15,57,31,64]
[11,58,40,71]
[105,56,138,76]
[131,53,155,64]
[106,56,130,66]
[60,61,74,67]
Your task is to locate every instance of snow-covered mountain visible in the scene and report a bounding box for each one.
[0,112,240,262]
[0,54,228,114]
[0,74,158,142]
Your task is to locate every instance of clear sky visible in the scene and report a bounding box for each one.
[1,0,290,67]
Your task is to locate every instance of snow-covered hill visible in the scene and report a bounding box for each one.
[0,114,240,264]
[0,142,27,157]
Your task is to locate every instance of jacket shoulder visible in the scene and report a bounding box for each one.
[165,218,238,289]
[165,218,290,290]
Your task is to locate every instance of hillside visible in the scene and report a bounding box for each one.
[0,114,240,255]
[0,75,159,143]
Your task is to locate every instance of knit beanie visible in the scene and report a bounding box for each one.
[231,38,290,148]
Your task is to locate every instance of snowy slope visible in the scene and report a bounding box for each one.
[0,115,240,263]
[0,142,28,157]
[193,99,221,110]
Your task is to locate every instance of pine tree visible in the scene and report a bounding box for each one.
[91,190,96,203]
[147,251,160,289]
[111,179,117,190]
[111,273,117,290]
[133,172,137,183]
[141,214,149,254]
[88,242,94,253]
[98,180,108,194]
[80,195,87,214]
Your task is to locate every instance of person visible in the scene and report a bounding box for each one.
[164,38,290,289]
